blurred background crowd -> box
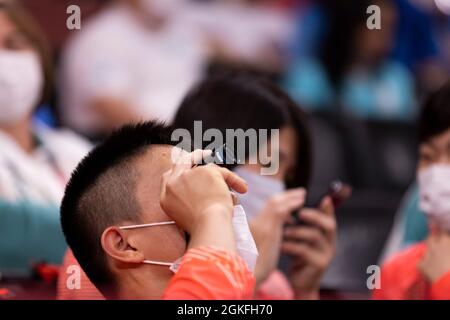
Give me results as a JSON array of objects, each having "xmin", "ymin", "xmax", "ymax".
[{"xmin": 0, "ymin": 0, "xmax": 449, "ymax": 299}]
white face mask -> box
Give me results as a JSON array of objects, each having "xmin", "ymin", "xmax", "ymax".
[
  {"xmin": 232, "ymin": 205, "xmax": 259, "ymax": 273},
  {"xmin": 418, "ymin": 164, "xmax": 450, "ymax": 231},
  {"xmin": 234, "ymin": 166, "xmax": 286, "ymax": 221},
  {"xmin": 118, "ymin": 205, "xmax": 259, "ymax": 273},
  {"xmin": 0, "ymin": 50, "xmax": 43, "ymax": 124}
]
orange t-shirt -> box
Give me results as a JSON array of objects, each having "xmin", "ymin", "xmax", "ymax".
[
  {"xmin": 373, "ymin": 242, "xmax": 450, "ymax": 300},
  {"xmin": 163, "ymin": 246, "xmax": 255, "ymax": 299},
  {"xmin": 57, "ymin": 247, "xmax": 255, "ymax": 300}
]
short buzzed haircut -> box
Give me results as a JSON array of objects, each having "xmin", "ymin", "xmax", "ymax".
[{"xmin": 61, "ymin": 122, "xmax": 175, "ymax": 287}]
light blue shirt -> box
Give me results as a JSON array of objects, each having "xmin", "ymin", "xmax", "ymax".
[{"xmin": 283, "ymin": 58, "xmax": 416, "ymax": 121}]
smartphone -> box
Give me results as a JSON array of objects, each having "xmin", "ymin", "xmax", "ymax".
[
  {"xmin": 292, "ymin": 180, "xmax": 352, "ymax": 224},
  {"xmin": 279, "ymin": 181, "xmax": 352, "ymax": 276},
  {"xmin": 200, "ymin": 143, "xmax": 240, "ymax": 167},
  {"xmin": 324, "ymin": 180, "xmax": 353, "ymax": 208},
  {"xmin": 211, "ymin": 143, "xmax": 240, "ymax": 166}
]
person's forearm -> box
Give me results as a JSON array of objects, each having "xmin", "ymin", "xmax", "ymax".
[{"xmin": 188, "ymin": 204, "xmax": 236, "ymax": 254}]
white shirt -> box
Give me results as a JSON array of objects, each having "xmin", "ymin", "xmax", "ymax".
[
  {"xmin": 184, "ymin": 2, "xmax": 294, "ymax": 64},
  {"xmin": 0, "ymin": 123, "xmax": 91, "ymax": 205},
  {"xmin": 59, "ymin": 4, "xmax": 208, "ymax": 135}
]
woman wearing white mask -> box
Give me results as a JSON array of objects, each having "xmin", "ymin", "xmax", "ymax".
[
  {"xmin": 173, "ymin": 72, "xmax": 337, "ymax": 300},
  {"xmin": 0, "ymin": 1, "xmax": 91, "ymax": 276},
  {"xmin": 374, "ymin": 81, "xmax": 450, "ymax": 300}
]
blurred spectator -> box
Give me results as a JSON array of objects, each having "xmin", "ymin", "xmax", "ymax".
[
  {"xmin": 59, "ymin": 0, "xmax": 209, "ymax": 139},
  {"xmin": 186, "ymin": 0, "xmax": 295, "ymax": 74},
  {"xmin": 288, "ymin": 0, "xmax": 324, "ymax": 60},
  {"xmin": 173, "ymin": 73, "xmax": 336, "ymax": 300},
  {"xmin": 284, "ymin": 0, "xmax": 417, "ymax": 121},
  {"xmin": 291, "ymin": 0, "xmax": 449, "ymax": 98},
  {"xmin": 374, "ymin": 81, "xmax": 450, "ymax": 300},
  {"xmin": 393, "ymin": 0, "xmax": 449, "ymax": 96},
  {"xmin": 0, "ymin": 0, "xmax": 90, "ymax": 276}
]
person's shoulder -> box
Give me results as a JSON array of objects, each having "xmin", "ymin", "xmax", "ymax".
[
  {"xmin": 373, "ymin": 242, "xmax": 427, "ymax": 299},
  {"xmin": 382, "ymin": 242, "xmax": 427, "ymax": 273}
]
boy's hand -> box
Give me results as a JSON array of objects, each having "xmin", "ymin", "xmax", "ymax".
[
  {"xmin": 418, "ymin": 232, "xmax": 450, "ymax": 283},
  {"xmin": 160, "ymin": 149, "xmax": 248, "ymax": 250}
]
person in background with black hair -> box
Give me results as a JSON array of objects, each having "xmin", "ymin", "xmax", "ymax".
[
  {"xmin": 59, "ymin": 121, "xmax": 255, "ymax": 299},
  {"xmin": 284, "ymin": 0, "xmax": 416, "ymax": 121},
  {"xmin": 173, "ymin": 72, "xmax": 336, "ymax": 300},
  {"xmin": 374, "ymin": 81, "xmax": 450, "ymax": 300}
]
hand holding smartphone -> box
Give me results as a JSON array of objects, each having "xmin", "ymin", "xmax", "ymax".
[{"xmin": 292, "ymin": 180, "xmax": 352, "ymax": 225}]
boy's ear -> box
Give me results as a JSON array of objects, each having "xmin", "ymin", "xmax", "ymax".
[{"xmin": 101, "ymin": 227, "xmax": 145, "ymax": 264}]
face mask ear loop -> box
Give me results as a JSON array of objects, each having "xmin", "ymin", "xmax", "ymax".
[
  {"xmin": 142, "ymin": 260, "xmax": 174, "ymax": 267},
  {"xmin": 119, "ymin": 221, "xmax": 176, "ymax": 230},
  {"xmin": 117, "ymin": 221, "xmax": 178, "ymax": 268}
]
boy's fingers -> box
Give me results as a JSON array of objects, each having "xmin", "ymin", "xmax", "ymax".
[
  {"xmin": 172, "ymin": 149, "xmax": 212, "ymax": 176},
  {"xmin": 192, "ymin": 149, "xmax": 213, "ymax": 165},
  {"xmin": 160, "ymin": 171, "xmax": 169, "ymax": 197},
  {"xmin": 217, "ymin": 167, "xmax": 248, "ymax": 194}
]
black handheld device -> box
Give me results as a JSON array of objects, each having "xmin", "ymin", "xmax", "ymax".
[{"xmin": 292, "ymin": 180, "xmax": 352, "ymax": 224}]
